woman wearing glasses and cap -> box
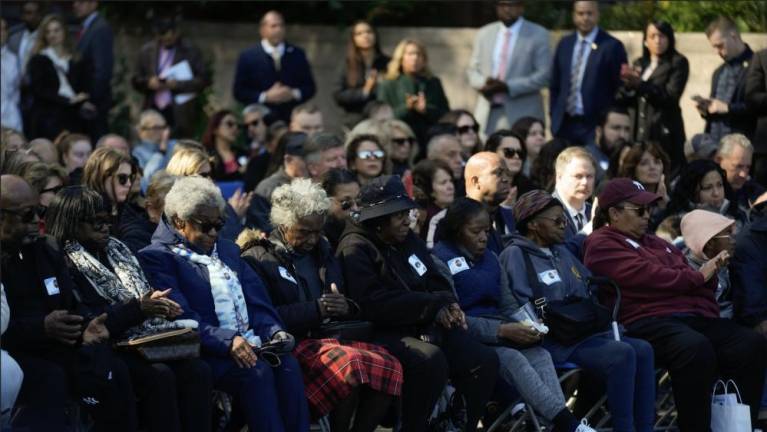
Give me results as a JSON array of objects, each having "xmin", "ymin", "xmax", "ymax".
[
  {"xmin": 584, "ymin": 178, "xmax": 767, "ymax": 432},
  {"xmin": 320, "ymin": 168, "xmax": 360, "ymax": 252},
  {"xmin": 46, "ymin": 185, "xmax": 212, "ymax": 432},
  {"xmin": 239, "ymin": 179, "xmax": 403, "ymax": 431},
  {"xmin": 335, "ymin": 175, "xmax": 498, "ymax": 432},
  {"xmin": 139, "ymin": 176, "xmax": 310, "ymax": 432},
  {"xmin": 501, "ymin": 189, "xmax": 656, "ymax": 432}
]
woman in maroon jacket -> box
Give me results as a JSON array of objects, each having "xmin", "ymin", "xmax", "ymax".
[{"xmin": 583, "ymin": 178, "xmax": 767, "ymax": 432}]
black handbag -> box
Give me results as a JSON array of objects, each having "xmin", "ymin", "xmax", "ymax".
[
  {"xmin": 116, "ymin": 328, "xmax": 200, "ymax": 362},
  {"xmin": 521, "ymin": 251, "xmax": 610, "ymax": 346}
]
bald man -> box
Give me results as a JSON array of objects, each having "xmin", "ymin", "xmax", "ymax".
[
  {"xmin": 1, "ymin": 175, "xmax": 137, "ymax": 430},
  {"xmin": 464, "ymin": 152, "xmax": 512, "ymax": 253},
  {"xmin": 233, "ymin": 10, "xmax": 316, "ymax": 123}
]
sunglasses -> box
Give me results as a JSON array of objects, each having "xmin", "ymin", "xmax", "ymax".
[
  {"xmin": 391, "ymin": 137, "xmax": 415, "ymax": 147},
  {"xmin": 191, "ymin": 217, "xmax": 225, "ymax": 234},
  {"xmin": 83, "ymin": 217, "xmax": 111, "ymax": 231},
  {"xmin": 501, "ymin": 148, "xmax": 525, "ymax": 159},
  {"xmin": 357, "ymin": 150, "xmax": 384, "ymax": 160},
  {"xmin": 115, "ymin": 173, "xmax": 134, "ymax": 186},
  {"xmin": 457, "ymin": 124, "xmax": 479, "ymax": 135},
  {"xmin": 243, "ymin": 119, "xmax": 261, "ymax": 128},
  {"xmin": 616, "ymin": 205, "xmax": 650, "ymax": 217},
  {"xmin": 339, "ymin": 199, "xmax": 357, "ymax": 211},
  {"xmin": 1, "ymin": 206, "xmax": 41, "ymax": 223},
  {"xmin": 40, "ymin": 185, "xmax": 64, "ymax": 195}
]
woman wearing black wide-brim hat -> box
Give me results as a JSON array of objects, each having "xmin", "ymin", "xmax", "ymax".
[{"xmin": 335, "ymin": 174, "xmax": 499, "ymax": 432}]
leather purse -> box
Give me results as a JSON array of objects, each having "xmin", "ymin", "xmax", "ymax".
[{"xmin": 116, "ymin": 328, "xmax": 200, "ymax": 362}]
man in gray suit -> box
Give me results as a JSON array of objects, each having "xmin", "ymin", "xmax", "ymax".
[{"xmin": 468, "ymin": 1, "xmax": 550, "ymax": 136}]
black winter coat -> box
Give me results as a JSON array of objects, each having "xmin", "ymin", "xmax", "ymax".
[{"xmin": 334, "ymin": 222, "xmax": 455, "ymax": 335}]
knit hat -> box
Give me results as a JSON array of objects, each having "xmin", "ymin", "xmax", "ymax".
[
  {"xmin": 513, "ymin": 190, "xmax": 563, "ymax": 229},
  {"xmin": 680, "ymin": 210, "xmax": 734, "ymax": 259},
  {"xmin": 357, "ymin": 175, "xmax": 416, "ymax": 222},
  {"xmin": 598, "ymin": 178, "xmax": 661, "ymax": 210}
]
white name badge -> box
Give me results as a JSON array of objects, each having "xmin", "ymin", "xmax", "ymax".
[
  {"xmin": 537, "ymin": 270, "xmax": 562, "ymax": 286},
  {"xmin": 408, "ymin": 254, "xmax": 427, "ymax": 276},
  {"xmin": 625, "ymin": 238, "xmax": 641, "ymax": 249},
  {"xmin": 447, "ymin": 257, "xmax": 469, "ymax": 275},
  {"xmin": 278, "ymin": 266, "xmax": 297, "ymax": 284},
  {"xmin": 44, "ymin": 277, "xmax": 60, "ymax": 296}
]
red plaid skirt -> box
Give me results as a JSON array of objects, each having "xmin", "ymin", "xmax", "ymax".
[{"xmin": 294, "ymin": 338, "xmax": 403, "ymax": 417}]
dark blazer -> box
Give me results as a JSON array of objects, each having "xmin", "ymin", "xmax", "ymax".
[
  {"xmin": 333, "ymin": 53, "xmax": 390, "ymax": 124},
  {"xmin": 616, "ymin": 52, "xmax": 689, "ymax": 173},
  {"xmin": 550, "ymin": 28, "xmax": 627, "ymax": 135},
  {"xmin": 232, "ymin": 42, "xmax": 316, "ymax": 123},
  {"xmin": 138, "ymin": 218, "xmax": 283, "ymax": 374},
  {"xmin": 746, "ymin": 48, "xmax": 767, "ymax": 154},
  {"xmin": 131, "ymin": 38, "xmax": 211, "ymax": 137},
  {"xmin": 25, "ymin": 53, "xmax": 86, "ymax": 140},
  {"xmin": 335, "ymin": 222, "xmax": 455, "ymax": 334},
  {"xmin": 76, "ymin": 14, "xmax": 113, "ymax": 111},
  {"xmin": 705, "ymin": 45, "xmax": 756, "ymax": 139},
  {"xmin": 731, "ymin": 212, "xmax": 767, "ymax": 327},
  {"xmin": 241, "ymin": 233, "xmax": 347, "ymax": 339}
]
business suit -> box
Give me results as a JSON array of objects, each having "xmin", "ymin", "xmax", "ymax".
[
  {"xmin": 550, "ymin": 28, "xmax": 627, "ymax": 146},
  {"xmin": 76, "ymin": 13, "xmax": 114, "ymax": 141},
  {"xmin": 233, "ymin": 41, "xmax": 316, "ymax": 123},
  {"xmin": 467, "ymin": 18, "xmax": 550, "ymax": 135},
  {"xmin": 616, "ymin": 52, "xmax": 689, "ymax": 175},
  {"xmin": 746, "ymin": 48, "xmax": 767, "ymax": 186},
  {"xmin": 132, "ymin": 38, "xmax": 211, "ymax": 138}
]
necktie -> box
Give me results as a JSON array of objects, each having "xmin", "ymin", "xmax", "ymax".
[
  {"xmin": 271, "ymin": 50, "xmax": 281, "ymax": 72},
  {"xmin": 575, "ymin": 213, "xmax": 584, "ymax": 232},
  {"xmin": 496, "ymin": 29, "xmax": 512, "ymax": 79},
  {"xmin": 154, "ymin": 48, "xmax": 173, "ymax": 110},
  {"xmin": 567, "ymin": 39, "xmax": 588, "ymax": 116}
]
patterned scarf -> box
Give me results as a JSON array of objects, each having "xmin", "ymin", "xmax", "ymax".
[
  {"xmin": 171, "ymin": 244, "xmax": 262, "ymax": 347},
  {"xmin": 64, "ymin": 237, "xmax": 193, "ymax": 338}
]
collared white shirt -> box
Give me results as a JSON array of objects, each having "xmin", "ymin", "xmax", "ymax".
[
  {"xmin": 1, "ymin": 46, "xmax": 23, "ymax": 132},
  {"xmin": 491, "ymin": 18, "xmax": 524, "ymax": 79},
  {"xmin": 559, "ymin": 195, "xmax": 588, "ymax": 232},
  {"xmin": 17, "ymin": 29, "xmax": 37, "ymax": 74},
  {"xmin": 258, "ymin": 39, "xmax": 301, "ymax": 103},
  {"xmin": 569, "ymin": 26, "xmax": 599, "ymax": 115}
]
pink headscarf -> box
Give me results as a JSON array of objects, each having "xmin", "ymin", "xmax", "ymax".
[{"xmin": 680, "ymin": 210, "xmax": 734, "ymax": 259}]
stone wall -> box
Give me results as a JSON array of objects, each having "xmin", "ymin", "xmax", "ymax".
[{"xmin": 114, "ymin": 22, "xmax": 767, "ymax": 139}]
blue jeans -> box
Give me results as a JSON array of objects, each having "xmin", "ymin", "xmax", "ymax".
[{"xmin": 566, "ymin": 335, "xmax": 656, "ymax": 432}]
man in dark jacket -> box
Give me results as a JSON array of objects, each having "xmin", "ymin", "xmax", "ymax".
[
  {"xmin": 131, "ymin": 15, "xmax": 211, "ymax": 138},
  {"xmin": 73, "ymin": 0, "xmax": 114, "ymax": 142},
  {"xmin": 233, "ymin": 11, "xmax": 316, "ymax": 123},
  {"xmin": 699, "ymin": 17, "xmax": 756, "ymax": 142},
  {"xmin": 746, "ymin": 48, "xmax": 767, "ymax": 186},
  {"xmin": 731, "ymin": 194, "xmax": 767, "ymax": 336},
  {"xmin": 1, "ymin": 175, "xmax": 136, "ymax": 430}
]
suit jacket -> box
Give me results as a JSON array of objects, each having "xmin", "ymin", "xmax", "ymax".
[
  {"xmin": 705, "ymin": 45, "xmax": 755, "ymax": 139},
  {"xmin": 131, "ymin": 38, "xmax": 211, "ymax": 108},
  {"xmin": 26, "ymin": 53, "xmax": 86, "ymax": 140},
  {"xmin": 550, "ymin": 28, "xmax": 627, "ymax": 135},
  {"xmin": 616, "ymin": 52, "xmax": 689, "ymax": 172},
  {"xmin": 232, "ymin": 42, "xmax": 316, "ymax": 123},
  {"xmin": 76, "ymin": 14, "xmax": 114, "ymax": 110},
  {"xmin": 467, "ymin": 19, "xmax": 550, "ymax": 133},
  {"xmin": 746, "ymin": 48, "xmax": 767, "ymax": 153}
]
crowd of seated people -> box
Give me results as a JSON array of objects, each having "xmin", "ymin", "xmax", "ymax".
[{"xmin": 2, "ymin": 1, "xmax": 767, "ymax": 431}]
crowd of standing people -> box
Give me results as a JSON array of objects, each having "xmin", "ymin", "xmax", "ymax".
[{"xmin": 2, "ymin": 0, "xmax": 767, "ymax": 431}]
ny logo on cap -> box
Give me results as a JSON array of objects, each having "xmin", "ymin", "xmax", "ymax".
[{"xmin": 632, "ymin": 181, "xmax": 645, "ymax": 191}]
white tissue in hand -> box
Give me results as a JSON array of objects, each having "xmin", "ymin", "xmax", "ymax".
[{"xmin": 520, "ymin": 319, "xmax": 549, "ymax": 334}]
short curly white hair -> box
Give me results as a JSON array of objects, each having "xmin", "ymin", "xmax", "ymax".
[
  {"xmin": 164, "ymin": 176, "xmax": 226, "ymax": 221},
  {"xmin": 270, "ymin": 178, "xmax": 330, "ymax": 228}
]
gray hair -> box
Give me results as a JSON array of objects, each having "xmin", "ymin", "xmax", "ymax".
[
  {"xmin": 718, "ymin": 133, "xmax": 753, "ymax": 157},
  {"xmin": 164, "ymin": 176, "xmax": 226, "ymax": 221},
  {"xmin": 242, "ymin": 103, "xmax": 270, "ymax": 117},
  {"xmin": 270, "ymin": 178, "xmax": 330, "ymax": 228},
  {"xmin": 304, "ymin": 133, "xmax": 343, "ymax": 164}
]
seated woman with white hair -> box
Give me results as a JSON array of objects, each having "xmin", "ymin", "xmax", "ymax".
[
  {"xmin": 138, "ymin": 176, "xmax": 310, "ymax": 432},
  {"xmin": 680, "ymin": 209, "xmax": 736, "ymax": 318},
  {"xmin": 238, "ymin": 179, "xmax": 403, "ymax": 431}
]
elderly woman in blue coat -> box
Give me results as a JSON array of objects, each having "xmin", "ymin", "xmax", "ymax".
[
  {"xmin": 138, "ymin": 176, "xmax": 309, "ymax": 432},
  {"xmin": 499, "ymin": 190, "xmax": 656, "ymax": 432}
]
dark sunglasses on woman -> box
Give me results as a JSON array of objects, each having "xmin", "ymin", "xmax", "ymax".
[
  {"xmin": 192, "ymin": 218, "xmax": 226, "ymax": 234},
  {"xmin": 457, "ymin": 124, "xmax": 479, "ymax": 135},
  {"xmin": 357, "ymin": 150, "xmax": 384, "ymax": 160},
  {"xmin": 502, "ymin": 148, "xmax": 525, "ymax": 159},
  {"xmin": 116, "ymin": 173, "xmax": 135, "ymax": 186}
]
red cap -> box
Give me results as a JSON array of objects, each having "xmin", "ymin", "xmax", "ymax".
[{"xmin": 598, "ymin": 178, "xmax": 661, "ymax": 210}]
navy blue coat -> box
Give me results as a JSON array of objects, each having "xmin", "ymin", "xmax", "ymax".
[
  {"xmin": 731, "ymin": 213, "xmax": 767, "ymax": 327},
  {"xmin": 232, "ymin": 43, "xmax": 316, "ymax": 123},
  {"xmin": 76, "ymin": 14, "xmax": 114, "ymax": 111},
  {"xmin": 549, "ymin": 29, "xmax": 627, "ymax": 135},
  {"xmin": 138, "ymin": 219, "xmax": 284, "ymax": 373}
]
